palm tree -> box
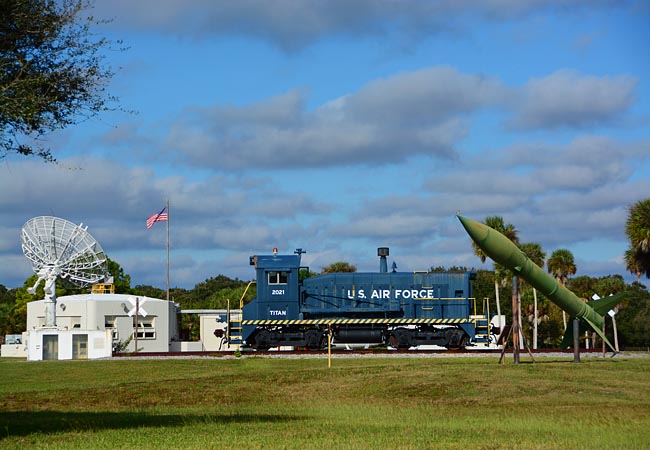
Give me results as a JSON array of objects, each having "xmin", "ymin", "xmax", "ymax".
[
  {"xmin": 547, "ymin": 249, "xmax": 576, "ymax": 330},
  {"xmin": 625, "ymin": 199, "xmax": 650, "ymax": 279},
  {"xmin": 519, "ymin": 242, "xmax": 546, "ymax": 349},
  {"xmin": 625, "ymin": 248, "xmax": 650, "ymax": 279},
  {"xmin": 471, "ymin": 216, "xmax": 519, "ymax": 332}
]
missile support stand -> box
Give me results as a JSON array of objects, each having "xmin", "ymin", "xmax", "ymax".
[{"xmin": 499, "ymin": 276, "xmax": 535, "ymax": 364}]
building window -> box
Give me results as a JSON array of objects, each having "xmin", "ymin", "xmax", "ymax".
[
  {"xmin": 268, "ymin": 271, "xmax": 288, "ymax": 285},
  {"xmin": 104, "ymin": 316, "xmax": 119, "ymax": 340},
  {"xmin": 134, "ymin": 317, "xmax": 156, "ymax": 339},
  {"xmin": 68, "ymin": 317, "xmax": 82, "ymax": 329}
]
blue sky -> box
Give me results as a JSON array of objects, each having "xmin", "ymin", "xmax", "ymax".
[{"xmin": 2, "ymin": 0, "xmax": 649, "ymax": 290}]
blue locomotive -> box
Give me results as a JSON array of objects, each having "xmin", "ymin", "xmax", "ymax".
[{"xmin": 237, "ymin": 247, "xmax": 493, "ymax": 350}]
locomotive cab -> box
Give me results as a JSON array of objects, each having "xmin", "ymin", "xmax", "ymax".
[{"xmin": 242, "ymin": 251, "xmax": 308, "ymax": 350}]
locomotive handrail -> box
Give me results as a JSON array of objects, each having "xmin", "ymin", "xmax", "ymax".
[
  {"xmin": 239, "ymin": 280, "xmax": 256, "ymax": 309},
  {"xmin": 229, "ymin": 281, "xmax": 257, "ymax": 346},
  {"xmin": 469, "ymin": 297, "xmax": 492, "ymax": 337}
]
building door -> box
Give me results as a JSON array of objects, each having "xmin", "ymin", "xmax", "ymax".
[
  {"xmin": 42, "ymin": 335, "xmax": 58, "ymax": 360},
  {"xmin": 72, "ymin": 334, "xmax": 88, "ymax": 359}
]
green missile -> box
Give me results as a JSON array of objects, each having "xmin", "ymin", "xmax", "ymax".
[{"xmin": 457, "ymin": 215, "xmax": 616, "ymax": 352}]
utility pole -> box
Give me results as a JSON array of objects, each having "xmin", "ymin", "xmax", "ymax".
[{"xmin": 134, "ymin": 297, "xmax": 139, "ymax": 354}]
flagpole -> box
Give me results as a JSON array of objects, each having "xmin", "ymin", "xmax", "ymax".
[{"xmin": 166, "ymin": 198, "xmax": 170, "ymax": 302}]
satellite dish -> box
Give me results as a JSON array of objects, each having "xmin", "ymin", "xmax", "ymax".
[{"xmin": 21, "ymin": 216, "xmax": 108, "ymax": 327}]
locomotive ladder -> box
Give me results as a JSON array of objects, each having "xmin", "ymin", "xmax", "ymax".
[
  {"xmin": 471, "ymin": 297, "xmax": 491, "ymax": 343},
  {"xmin": 227, "ymin": 303, "xmax": 243, "ymax": 346},
  {"xmin": 227, "ymin": 281, "xmax": 256, "ymax": 346}
]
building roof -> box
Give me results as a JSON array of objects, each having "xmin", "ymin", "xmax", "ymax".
[{"xmin": 32, "ymin": 293, "xmax": 171, "ymax": 303}]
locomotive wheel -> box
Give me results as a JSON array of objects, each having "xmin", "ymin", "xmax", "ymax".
[
  {"xmin": 304, "ymin": 329, "xmax": 323, "ymax": 350},
  {"xmin": 390, "ymin": 328, "xmax": 412, "ymax": 349},
  {"xmin": 447, "ymin": 330, "xmax": 467, "ymax": 350},
  {"xmin": 254, "ymin": 330, "xmax": 272, "ymax": 351}
]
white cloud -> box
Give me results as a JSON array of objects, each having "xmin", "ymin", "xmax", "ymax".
[
  {"xmin": 97, "ymin": 0, "xmax": 623, "ymax": 51},
  {"xmin": 459, "ymin": 136, "xmax": 649, "ymax": 196},
  {"xmin": 509, "ymin": 70, "xmax": 637, "ymax": 129},
  {"xmin": 162, "ymin": 67, "xmax": 506, "ymax": 169},
  {"xmin": 344, "ymin": 66, "xmax": 504, "ymax": 124},
  {"xmin": 142, "ymin": 67, "xmax": 644, "ymax": 171}
]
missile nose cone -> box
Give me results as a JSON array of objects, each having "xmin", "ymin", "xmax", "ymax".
[
  {"xmin": 457, "ymin": 215, "xmax": 489, "ymax": 247},
  {"xmin": 457, "ymin": 215, "xmax": 516, "ymax": 267}
]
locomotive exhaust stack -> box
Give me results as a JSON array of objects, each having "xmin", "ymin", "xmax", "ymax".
[{"xmin": 378, "ymin": 247, "xmax": 389, "ymax": 273}]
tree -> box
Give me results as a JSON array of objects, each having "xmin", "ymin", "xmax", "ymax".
[
  {"xmin": 471, "ymin": 216, "xmax": 519, "ymax": 331},
  {"xmin": 547, "ymin": 248, "xmax": 577, "ymax": 330},
  {"xmin": 566, "ymin": 274, "xmax": 625, "ymax": 350},
  {"xmin": 321, "ymin": 262, "xmax": 357, "ymax": 273},
  {"xmin": 1, "ymin": 0, "xmax": 119, "ymax": 161},
  {"xmin": 430, "ymin": 265, "xmax": 469, "ymax": 272},
  {"xmin": 616, "ymin": 281, "xmax": 650, "ymax": 348},
  {"xmin": 519, "ymin": 242, "xmax": 545, "ymax": 349},
  {"xmin": 131, "ymin": 285, "xmax": 165, "ymax": 299},
  {"xmin": 624, "ymin": 199, "xmax": 650, "ymax": 279},
  {"xmin": 547, "ymin": 249, "xmax": 577, "ymax": 284},
  {"xmin": 594, "ymin": 274, "xmax": 626, "ymax": 296},
  {"xmin": 0, "ymin": 284, "xmax": 19, "ymax": 336},
  {"xmin": 566, "ymin": 275, "xmax": 596, "ymax": 299},
  {"xmin": 106, "ymin": 257, "xmax": 131, "ymax": 294},
  {"xmin": 0, "ymin": 283, "xmax": 16, "ymax": 306},
  {"xmin": 299, "ymin": 268, "xmax": 318, "ymax": 281}
]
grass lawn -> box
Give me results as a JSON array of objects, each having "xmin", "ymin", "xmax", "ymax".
[{"xmin": 1, "ymin": 355, "xmax": 649, "ymax": 449}]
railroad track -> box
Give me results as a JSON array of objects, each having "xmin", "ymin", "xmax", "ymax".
[{"xmin": 113, "ymin": 348, "xmax": 611, "ymax": 358}]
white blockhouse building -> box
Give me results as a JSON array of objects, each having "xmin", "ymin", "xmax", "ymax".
[
  {"xmin": 1, "ymin": 284, "xmax": 243, "ymax": 360},
  {"xmin": 5, "ymin": 216, "xmax": 238, "ymax": 360},
  {"xmin": 23, "ymin": 290, "xmax": 180, "ymax": 360}
]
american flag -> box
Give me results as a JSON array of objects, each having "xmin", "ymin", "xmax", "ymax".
[{"xmin": 146, "ymin": 207, "xmax": 168, "ymax": 229}]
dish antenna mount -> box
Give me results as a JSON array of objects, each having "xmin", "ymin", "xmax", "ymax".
[{"xmin": 21, "ymin": 216, "xmax": 108, "ymax": 327}]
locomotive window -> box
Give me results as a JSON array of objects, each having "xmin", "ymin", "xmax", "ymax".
[{"xmin": 268, "ymin": 271, "xmax": 288, "ymax": 285}]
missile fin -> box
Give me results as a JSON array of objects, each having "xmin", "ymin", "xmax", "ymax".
[
  {"xmin": 587, "ymin": 292, "xmax": 625, "ymax": 316},
  {"xmin": 562, "ymin": 316, "xmax": 616, "ymax": 353},
  {"xmin": 584, "ymin": 316, "xmax": 617, "ymax": 353}
]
